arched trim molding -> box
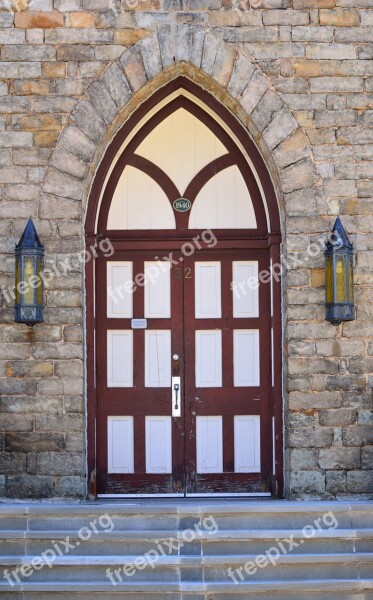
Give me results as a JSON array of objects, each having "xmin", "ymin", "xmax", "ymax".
[{"xmin": 95, "ymin": 86, "xmax": 270, "ymax": 236}]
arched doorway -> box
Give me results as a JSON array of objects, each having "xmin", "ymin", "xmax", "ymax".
[{"xmin": 86, "ymin": 77, "xmax": 283, "ymax": 497}]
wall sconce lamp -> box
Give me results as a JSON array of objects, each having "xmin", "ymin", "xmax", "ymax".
[
  {"xmin": 325, "ymin": 217, "xmax": 354, "ymax": 326},
  {"xmin": 14, "ymin": 218, "xmax": 44, "ymax": 327}
]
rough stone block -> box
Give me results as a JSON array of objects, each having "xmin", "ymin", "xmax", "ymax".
[
  {"xmin": 114, "ymin": 28, "xmax": 149, "ymax": 45},
  {"xmin": 290, "ymin": 471, "xmax": 326, "ymax": 495},
  {"xmin": 71, "ymin": 100, "xmax": 106, "ymax": 144},
  {"xmin": 273, "ymin": 128, "xmax": 311, "ymax": 169},
  {"xmin": 319, "ymin": 8, "xmax": 359, "ymax": 25},
  {"xmin": 31, "ymin": 95, "xmax": 77, "ymax": 114},
  {"xmin": 213, "ymin": 43, "xmax": 236, "ymax": 88},
  {"xmin": 45, "ymin": 27, "xmax": 113, "ymax": 43},
  {"xmin": 335, "ymin": 27, "xmax": 373, "ymax": 43},
  {"xmin": 157, "ymin": 23, "xmax": 175, "ymax": 67},
  {"xmin": 102, "ymin": 62, "xmax": 131, "ymax": 110},
  {"xmin": 346, "ymin": 470, "xmax": 373, "ymax": 493},
  {"xmin": 292, "ymin": 25, "xmax": 334, "ymax": 42},
  {"xmin": 362, "ymin": 447, "xmax": 373, "ymax": 469},
  {"xmin": 37, "ymin": 452, "xmax": 84, "ymax": 476},
  {"xmin": 65, "ymin": 432, "xmax": 84, "ymax": 451},
  {"xmin": 0, "ymin": 29, "xmax": 25, "ymax": 44},
  {"xmin": 251, "ymin": 89, "xmax": 284, "ymax": 133},
  {"xmin": 0, "ymin": 62, "xmax": 42, "ymax": 79},
  {"xmin": 324, "ymin": 177, "xmax": 358, "ymax": 197},
  {"xmin": 59, "ymin": 125, "xmax": 96, "ymax": 162},
  {"xmin": 262, "ymin": 107, "xmax": 298, "ymax": 149},
  {"xmin": 310, "ymin": 77, "xmax": 364, "ymax": 93},
  {"xmin": 43, "ymin": 168, "xmax": 84, "ymax": 201},
  {"xmin": 337, "ymin": 127, "xmax": 373, "ymax": 145},
  {"xmin": 0, "ymin": 132, "xmax": 33, "ymax": 148},
  {"xmin": 344, "ymin": 425, "xmax": 373, "ymax": 446},
  {"xmin": 29, "ymin": 0, "xmax": 53, "ymax": 9},
  {"xmin": 0, "ymin": 453, "xmax": 26, "ymax": 474},
  {"xmin": 290, "ymin": 448, "xmax": 319, "ymax": 469},
  {"xmin": 15, "ymin": 12, "xmax": 64, "ymax": 28},
  {"xmin": 120, "ymin": 47, "xmax": 147, "ymax": 93},
  {"xmin": 49, "ymin": 147, "xmax": 88, "ymax": 180},
  {"xmin": 4, "ymin": 44, "xmax": 56, "ymax": 61},
  {"xmin": 57, "ymin": 476, "xmax": 86, "ymax": 496},
  {"xmin": 327, "ymin": 375, "xmax": 366, "ymax": 392},
  {"xmin": 31, "ymin": 342, "xmax": 83, "ymax": 360},
  {"xmin": 139, "ymin": 34, "xmax": 161, "ymax": 80},
  {"xmin": 35, "ymin": 414, "xmax": 83, "ymax": 432},
  {"xmin": 0, "ymin": 11, "xmax": 14, "ymax": 27},
  {"xmin": 5, "ymin": 433, "xmax": 65, "ymax": 453},
  {"xmin": 326, "ymin": 471, "xmax": 346, "ymax": 494},
  {"xmin": 70, "ymin": 11, "xmax": 95, "ymax": 27},
  {"xmin": 289, "ymin": 427, "xmax": 333, "ymax": 448},
  {"xmin": 1, "ymin": 396, "xmax": 62, "ymax": 414},
  {"xmin": 306, "ymin": 43, "xmax": 357, "ymax": 60},
  {"xmin": 319, "ymin": 447, "xmax": 360, "ymax": 469},
  {"xmin": 319, "ymin": 408, "xmax": 356, "ymax": 427},
  {"xmin": 56, "ymin": 45, "xmax": 95, "ymax": 61},
  {"xmin": 190, "ymin": 26, "xmax": 206, "ymax": 68},
  {"xmin": 86, "ymin": 80, "xmax": 118, "ymax": 125},
  {"xmin": 245, "ymin": 41, "xmax": 304, "ymax": 60},
  {"xmin": 360, "ymin": 44, "xmax": 373, "ymax": 59},
  {"xmin": 227, "ymin": 53, "xmax": 255, "ymax": 98},
  {"xmin": 201, "ymin": 32, "xmax": 220, "ymax": 76},
  {"xmin": 0, "ymin": 411, "xmax": 34, "ymax": 430},
  {"xmin": 6, "ymin": 475, "xmax": 54, "ymax": 499},
  {"xmin": 281, "ymin": 158, "xmax": 320, "ymax": 193},
  {"xmin": 263, "ymin": 9, "xmax": 309, "ymax": 25}
]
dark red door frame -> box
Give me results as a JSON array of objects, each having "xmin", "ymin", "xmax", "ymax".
[{"xmin": 85, "ymin": 77, "xmax": 283, "ymax": 499}]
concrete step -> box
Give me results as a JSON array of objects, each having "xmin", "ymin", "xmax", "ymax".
[
  {"xmin": 1, "ymin": 552, "xmax": 373, "ymax": 582},
  {"xmin": 1, "ymin": 500, "xmax": 372, "ymax": 529},
  {"xmin": 0, "ymin": 579, "xmax": 373, "ymax": 600},
  {"xmin": 1, "ymin": 528, "xmax": 372, "ymax": 558},
  {"xmin": 0, "ymin": 501, "xmax": 371, "ymax": 598},
  {"xmin": 1, "ymin": 529, "xmax": 373, "ymax": 547}
]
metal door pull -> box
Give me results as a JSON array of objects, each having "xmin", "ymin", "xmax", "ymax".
[{"xmin": 172, "ymin": 376, "xmax": 181, "ymax": 417}]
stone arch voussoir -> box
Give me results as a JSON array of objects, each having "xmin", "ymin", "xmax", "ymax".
[{"xmin": 42, "ymin": 26, "xmax": 322, "ymax": 233}]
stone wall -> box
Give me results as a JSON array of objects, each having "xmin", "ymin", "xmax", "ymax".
[{"xmin": 0, "ymin": 0, "xmax": 372, "ymax": 499}]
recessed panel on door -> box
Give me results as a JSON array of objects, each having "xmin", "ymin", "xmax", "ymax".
[
  {"xmin": 195, "ymin": 330, "xmax": 222, "ymax": 387},
  {"xmin": 108, "ymin": 416, "xmax": 134, "ymax": 474},
  {"xmin": 195, "ymin": 262, "xmax": 221, "ymax": 319},
  {"xmin": 196, "ymin": 416, "xmax": 223, "ymax": 473},
  {"xmin": 234, "ymin": 415, "xmax": 261, "ymax": 473},
  {"xmin": 233, "ymin": 329, "xmax": 260, "ymax": 387},
  {"xmin": 107, "ymin": 330, "xmax": 133, "ymax": 387},
  {"xmin": 145, "ymin": 330, "xmax": 171, "ymax": 387},
  {"xmin": 144, "ymin": 261, "xmax": 171, "ymax": 318},
  {"xmin": 107, "ymin": 262, "xmax": 133, "ymax": 318},
  {"xmin": 146, "ymin": 416, "xmax": 172, "ymax": 474},
  {"xmin": 232, "ymin": 261, "xmax": 259, "ymax": 318}
]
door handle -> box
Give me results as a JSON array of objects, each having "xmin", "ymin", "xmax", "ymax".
[{"xmin": 172, "ymin": 376, "xmax": 181, "ymax": 417}]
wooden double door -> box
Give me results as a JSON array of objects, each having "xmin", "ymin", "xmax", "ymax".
[{"xmin": 96, "ymin": 242, "xmax": 273, "ymax": 496}]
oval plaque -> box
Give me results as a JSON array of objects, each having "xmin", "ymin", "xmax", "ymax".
[{"xmin": 173, "ymin": 198, "xmax": 191, "ymax": 213}]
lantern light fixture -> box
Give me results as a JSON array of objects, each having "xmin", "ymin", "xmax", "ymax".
[
  {"xmin": 14, "ymin": 218, "xmax": 44, "ymax": 327},
  {"xmin": 325, "ymin": 217, "xmax": 354, "ymax": 326}
]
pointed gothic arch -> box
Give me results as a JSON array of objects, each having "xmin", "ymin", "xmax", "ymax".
[
  {"xmin": 40, "ymin": 28, "xmax": 322, "ymax": 498},
  {"xmin": 83, "ymin": 77, "xmax": 284, "ymax": 498}
]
